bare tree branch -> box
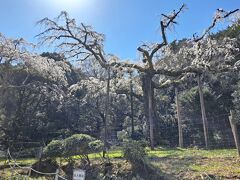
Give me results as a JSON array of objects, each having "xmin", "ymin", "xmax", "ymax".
[
  {"xmin": 160, "ymin": 4, "xmax": 186, "ymax": 44},
  {"xmin": 194, "ymin": 8, "xmax": 239, "ymax": 42},
  {"xmin": 136, "ymin": 4, "xmax": 186, "ymax": 71},
  {"xmin": 110, "ymin": 61, "xmax": 145, "ymax": 72},
  {"xmin": 36, "ymin": 11, "xmax": 108, "ymax": 68}
]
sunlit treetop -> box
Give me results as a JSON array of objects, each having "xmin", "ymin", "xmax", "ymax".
[{"xmin": 0, "ymin": 33, "xmax": 71, "ymax": 86}]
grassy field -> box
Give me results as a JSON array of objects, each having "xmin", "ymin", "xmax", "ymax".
[
  {"xmin": 148, "ymin": 148, "xmax": 240, "ymax": 179},
  {"xmin": 0, "ymin": 148, "xmax": 239, "ymax": 179}
]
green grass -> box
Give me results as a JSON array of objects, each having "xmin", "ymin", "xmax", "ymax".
[
  {"xmin": 0, "ymin": 158, "xmax": 37, "ymax": 166},
  {"xmin": 73, "ymin": 150, "xmax": 123, "ymax": 159},
  {"xmin": 148, "ymin": 148, "xmax": 240, "ymax": 179},
  {"xmin": 147, "ymin": 147, "xmax": 238, "ymax": 158},
  {"xmin": 189, "ymin": 160, "xmax": 240, "ymax": 178},
  {"xmin": 1, "ymin": 148, "xmax": 238, "ymax": 164},
  {"xmin": 1, "ymin": 148, "xmax": 239, "ymax": 179},
  {"xmin": 104, "ymin": 150, "xmax": 123, "ymax": 158}
]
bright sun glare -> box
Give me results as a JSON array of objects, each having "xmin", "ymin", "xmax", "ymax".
[{"xmin": 51, "ymin": 0, "xmax": 88, "ymax": 11}]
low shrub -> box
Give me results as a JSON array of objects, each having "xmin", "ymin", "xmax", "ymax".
[
  {"xmin": 123, "ymin": 140, "xmax": 163, "ymax": 179},
  {"xmin": 123, "ymin": 140, "xmax": 146, "ymax": 165},
  {"xmin": 43, "ymin": 134, "xmax": 103, "ymax": 164},
  {"xmin": 43, "ymin": 140, "xmax": 63, "ymax": 158},
  {"xmin": 88, "ymin": 140, "xmax": 104, "ymax": 153},
  {"xmin": 63, "ymin": 134, "xmax": 95, "ymax": 157}
]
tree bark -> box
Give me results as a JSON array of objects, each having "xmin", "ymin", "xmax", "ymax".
[
  {"xmin": 142, "ymin": 73, "xmax": 155, "ymax": 150},
  {"xmin": 130, "ymin": 73, "xmax": 134, "ymax": 136},
  {"xmin": 229, "ymin": 110, "xmax": 240, "ymax": 156},
  {"xmin": 197, "ymin": 74, "xmax": 209, "ymax": 149},
  {"xmin": 148, "ymin": 79, "xmax": 154, "ymax": 150},
  {"xmin": 175, "ymin": 87, "xmax": 183, "ymax": 148},
  {"xmin": 103, "ymin": 67, "xmax": 110, "ymax": 158}
]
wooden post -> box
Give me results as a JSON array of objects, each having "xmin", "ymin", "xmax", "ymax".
[
  {"xmin": 229, "ymin": 110, "xmax": 240, "ymax": 156},
  {"xmin": 28, "ymin": 168, "xmax": 31, "ymax": 177},
  {"xmin": 175, "ymin": 87, "xmax": 183, "ymax": 148},
  {"xmin": 37, "ymin": 146, "xmax": 43, "ymax": 171},
  {"xmin": 11, "ymin": 164, "xmax": 14, "ymax": 178},
  {"xmin": 197, "ymin": 74, "xmax": 209, "ymax": 149},
  {"xmin": 55, "ymin": 169, "xmax": 59, "ymax": 180},
  {"xmin": 11, "ymin": 159, "xmax": 16, "ymax": 177}
]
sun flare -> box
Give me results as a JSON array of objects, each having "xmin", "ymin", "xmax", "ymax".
[{"xmin": 51, "ymin": 0, "xmax": 88, "ymax": 11}]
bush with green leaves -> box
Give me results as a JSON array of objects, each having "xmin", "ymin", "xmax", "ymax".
[
  {"xmin": 88, "ymin": 140, "xmax": 104, "ymax": 152},
  {"xmin": 123, "ymin": 140, "xmax": 163, "ymax": 179},
  {"xmin": 117, "ymin": 130, "xmax": 130, "ymax": 142},
  {"xmin": 43, "ymin": 134, "xmax": 103, "ymax": 162},
  {"xmin": 123, "ymin": 140, "xmax": 147, "ymax": 165},
  {"xmin": 43, "ymin": 140, "xmax": 63, "ymax": 158},
  {"xmin": 63, "ymin": 134, "xmax": 103, "ymax": 157}
]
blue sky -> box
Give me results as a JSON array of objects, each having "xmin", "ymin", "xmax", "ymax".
[{"xmin": 0, "ymin": 0, "xmax": 239, "ymax": 60}]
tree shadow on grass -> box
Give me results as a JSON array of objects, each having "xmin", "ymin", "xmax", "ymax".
[{"xmin": 149, "ymin": 155, "xmax": 203, "ymax": 179}]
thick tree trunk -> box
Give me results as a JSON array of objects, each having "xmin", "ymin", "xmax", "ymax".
[
  {"xmin": 148, "ymin": 80, "xmax": 154, "ymax": 150},
  {"xmin": 142, "ymin": 73, "xmax": 155, "ymax": 150},
  {"xmin": 175, "ymin": 87, "xmax": 183, "ymax": 148},
  {"xmin": 103, "ymin": 68, "xmax": 110, "ymax": 158},
  {"xmin": 130, "ymin": 75, "xmax": 135, "ymax": 136},
  {"xmin": 229, "ymin": 110, "xmax": 240, "ymax": 156},
  {"xmin": 197, "ymin": 74, "xmax": 209, "ymax": 149}
]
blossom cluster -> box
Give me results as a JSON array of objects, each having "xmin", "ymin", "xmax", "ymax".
[
  {"xmin": 0, "ymin": 33, "xmax": 71, "ymax": 86},
  {"xmin": 157, "ymin": 36, "xmax": 239, "ymax": 73}
]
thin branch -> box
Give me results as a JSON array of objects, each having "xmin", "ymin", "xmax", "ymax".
[
  {"xmin": 194, "ymin": 8, "xmax": 239, "ymax": 42},
  {"xmin": 37, "ymin": 12, "xmax": 108, "ymax": 69},
  {"xmin": 150, "ymin": 43, "xmax": 164, "ymax": 59},
  {"xmin": 136, "ymin": 4, "xmax": 185, "ymax": 71},
  {"xmin": 160, "ymin": 4, "xmax": 186, "ymax": 44}
]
